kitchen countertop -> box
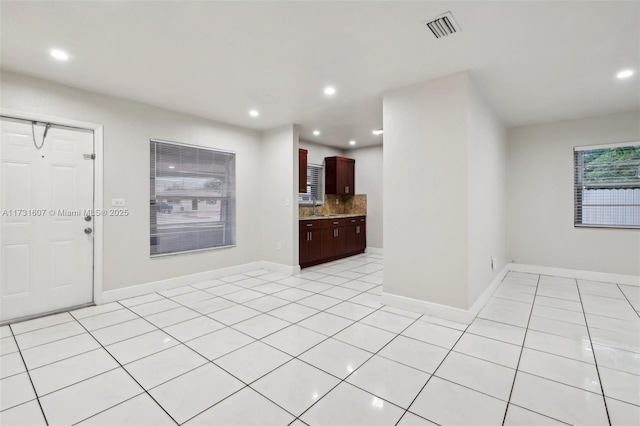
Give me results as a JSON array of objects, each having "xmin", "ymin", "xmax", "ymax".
[{"xmin": 299, "ymin": 213, "xmax": 366, "ymax": 221}]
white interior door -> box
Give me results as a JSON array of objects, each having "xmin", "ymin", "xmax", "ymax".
[{"xmin": 0, "ymin": 117, "xmax": 94, "ymax": 322}]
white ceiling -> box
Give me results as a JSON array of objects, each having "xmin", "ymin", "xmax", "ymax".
[{"xmin": 1, "ymin": 1, "xmax": 638, "ymax": 149}]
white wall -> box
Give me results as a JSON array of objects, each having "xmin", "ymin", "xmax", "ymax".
[
  {"xmin": 299, "ymin": 139, "xmax": 343, "ymax": 166},
  {"xmin": 260, "ymin": 125, "xmax": 299, "ymax": 266},
  {"xmin": 351, "ymin": 145, "xmax": 383, "ymax": 249},
  {"xmin": 1, "ymin": 71, "xmax": 265, "ymax": 292},
  {"xmin": 384, "ymin": 72, "xmax": 470, "ymax": 309},
  {"xmin": 507, "ymin": 111, "xmax": 640, "ymax": 276},
  {"xmin": 466, "ymin": 80, "xmax": 507, "ymax": 306}
]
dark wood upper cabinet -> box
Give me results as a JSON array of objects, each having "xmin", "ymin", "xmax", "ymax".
[
  {"xmin": 298, "ymin": 149, "xmax": 308, "ymax": 193},
  {"xmin": 325, "ymin": 156, "xmax": 355, "ymax": 195}
]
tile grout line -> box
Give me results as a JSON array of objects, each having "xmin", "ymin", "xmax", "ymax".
[
  {"xmin": 393, "ymin": 269, "xmax": 534, "ymax": 424},
  {"xmin": 507, "ymin": 402, "xmax": 572, "ymax": 425},
  {"xmin": 166, "ymin": 264, "xmax": 391, "ymax": 424},
  {"xmin": 615, "ymin": 283, "xmax": 640, "ymax": 320},
  {"xmin": 8, "ymin": 259, "xmax": 383, "ymax": 384},
  {"xmin": 91, "ymin": 258, "xmax": 383, "ymax": 424},
  {"xmin": 575, "ymin": 278, "xmax": 612, "ymax": 426},
  {"xmin": 394, "ymin": 316, "xmax": 471, "ymax": 425},
  {"xmin": 104, "ymin": 269, "xmax": 569, "ymax": 425},
  {"xmin": 99, "ymin": 301, "xmax": 292, "ymax": 425},
  {"xmin": 10, "ymin": 276, "xmax": 620, "ymax": 425},
  {"xmin": 7, "ymin": 263, "xmax": 381, "ymax": 369},
  {"xmin": 2, "ymin": 256, "xmax": 381, "ymax": 422},
  {"xmin": 500, "ymin": 273, "xmax": 541, "ymax": 426},
  {"xmin": 67, "ymin": 313, "xmax": 181, "ymax": 426},
  {"xmin": 289, "ymin": 307, "xmax": 424, "ymax": 425},
  {"xmin": 6, "ymin": 324, "xmax": 50, "ymax": 426},
  {"xmin": 143, "ymin": 255, "xmax": 383, "ymax": 423},
  {"xmin": 13, "ymin": 258, "xmax": 611, "ymax": 426}
]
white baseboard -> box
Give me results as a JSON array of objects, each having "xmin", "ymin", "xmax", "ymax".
[
  {"xmin": 467, "ymin": 265, "xmax": 510, "ymax": 318},
  {"xmin": 102, "ymin": 261, "xmax": 298, "ymax": 304},
  {"xmin": 260, "ymin": 261, "xmax": 301, "ymax": 276},
  {"xmin": 508, "ymin": 263, "xmax": 640, "ymax": 287},
  {"xmin": 365, "ymin": 247, "xmax": 384, "ymax": 254},
  {"xmin": 381, "ymin": 265, "xmax": 509, "ymax": 325}
]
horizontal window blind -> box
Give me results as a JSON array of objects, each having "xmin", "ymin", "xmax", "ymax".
[
  {"xmin": 574, "ymin": 142, "xmax": 640, "ymax": 228},
  {"xmin": 150, "ymin": 140, "xmax": 236, "ymax": 256},
  {"xmin": 299, "ymin": 163, "xmax": 324, "ymax": 205}
]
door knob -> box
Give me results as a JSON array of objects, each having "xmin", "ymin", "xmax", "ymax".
[{"xmin": 84, "ymin": 228, "xmax": 93, "ymax": 234}]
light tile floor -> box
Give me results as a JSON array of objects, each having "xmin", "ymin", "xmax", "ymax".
[{"xmin": 1, "ymin": 253, "xmax": 639, "ymax": 425}]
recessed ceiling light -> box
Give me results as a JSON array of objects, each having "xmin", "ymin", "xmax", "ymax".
[
  {"xmin": 324, "ymin": 86, "xmax": 336, "ymax": 96},
  {"xmin": 249, "ymin": 109, "xmax": 260, "ymax": 117},
  {"xmin": 372, "ymin": 129, "xmax": 384, "ymax": 135},
  {"xmin": 168, "ymin": 165, "xmax": 175, "ymax": 169},
  {"xmin": 50, "ymin": 49, "xmax": 69, "ymax": 61},
  {"xmin": 313, "ymin": 130, "xmax": 320, "ymax": 136},
  {"xmin": 349, "ymin": 140, "xmax": 356, "ymax": 146},
  {"xmin": 616, "ymin": 69, "xmax": 634, "ymax": 79}
]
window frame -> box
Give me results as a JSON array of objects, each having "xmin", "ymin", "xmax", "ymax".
[
  {"xmin": 573, "ymin": 141, "xmax": 640, "ymax": 230},
  {"xmin": 150, "ymin": 139, "xmax": 236, "ymax": 257}
]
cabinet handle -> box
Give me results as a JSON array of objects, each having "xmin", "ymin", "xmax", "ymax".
[
  {"xmin": 336, "ymin": 229, "xmax": 339, "ymax": 237},
  {"xmin": 351, "ymin": 219, "xmax": 356, "ymax": 223},
  {"xmin": 310, "ymin": 232, "xmax": 312, "ymax": 241},
  {"xmin": 345, "ymin": 186, "xmax": 349, "ymax": 193},
  {"xmin": 306, "ymin": 224, "xmax": 313, "ymax": 227},
  {"xmin": 333, "ymin": 221, "xmax": 339, "ymax": 225},
  {"xmin": 356, "ymin": 226, "xmax": 360, "ymax": 234}
]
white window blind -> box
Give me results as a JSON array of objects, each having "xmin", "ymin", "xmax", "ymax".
[
  {"xmin": 299, "ymin": 163, "xmax": 324, "ymax": 205},
  {"xmin": 150, "ymin": 140, "xmax": 236, "ymax": 256},
  {"xmin": 574, "ymin": 142, "xmax": 640, "ymax": 228}
]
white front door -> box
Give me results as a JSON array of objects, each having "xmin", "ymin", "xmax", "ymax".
[{"xmin": 0, "ymin": 117, "xmax": 94, "ymax": 322}]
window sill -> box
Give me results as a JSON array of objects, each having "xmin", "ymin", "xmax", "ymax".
[
  {"xmin": 574, "ymin": 224, "xmax": 640, "ymax": 230},
  {"xmin": 151, "ymin": 244, "xmax": 236, "ymax": 258}
]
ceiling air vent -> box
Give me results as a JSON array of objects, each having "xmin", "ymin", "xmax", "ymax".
[{"xmin": 426, "ymin": 12, "xmax": 459, "ymax": 39}]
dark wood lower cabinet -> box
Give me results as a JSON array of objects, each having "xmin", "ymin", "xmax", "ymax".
[
  {"xmin": 299, "ymin": 227, "xmax": 322, "ymax": 266},
  {"xmin": 355, "ymin": 218, "xmax": 366, "ymax": 251},
  {"xmin": 300, "ymin": 216, "xmax": 366, "ymax": 268}
]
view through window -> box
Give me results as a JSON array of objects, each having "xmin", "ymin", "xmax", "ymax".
[
  {"xmin": 299, "ymin": 163, "xmax": 324, "ymax": 205},
  {"xmin": 150, "ymin": 140, "xmax": 236, "ymax": 255},
  {"xmin": 574, "ymin": 142, "xmax": 640, "ymax": 228}
]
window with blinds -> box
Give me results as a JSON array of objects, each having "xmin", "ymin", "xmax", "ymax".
[
  {"xmin": 150, "ymin": 140, "xmax": 236, "ymax": 256},
  {"xmin": 299, "ymin": 163, "xmax": 324, "ymax": 205},
  {"xmin": 574, "ymin": 142, "xmax": 640, "ymax": 228}
]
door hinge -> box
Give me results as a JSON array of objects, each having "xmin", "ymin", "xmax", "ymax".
[{"xmin": 83, "ymin": 153, "xmax": 96, "ymax": 160}]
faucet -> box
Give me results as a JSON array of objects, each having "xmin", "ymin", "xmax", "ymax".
[{"xmin": 311, "ymin": 195, "xmax": 318, "ymax": 216}]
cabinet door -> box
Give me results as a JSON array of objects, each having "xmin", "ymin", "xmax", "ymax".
[
  {"xmin": 321, "ymin": 225, "xmax": 347, "ymax": 258},
  {"xmin": 324, "ymin": 156, "xmax": 355, "ymax": 195},
  {"xmin": 320, "ymin": 228, "xmax": 335, "ymax": 259},
  {"xmin": 334, "ymin": 226, "xmax": 347, "ymax": 256},
  {"xmin": 300, "ymin": 228, "xmax": 324, "ymax": 266},
  {"xmin": 345, "ymin": 224, "xmax": 358, "ymax": 254},
  {"xmin": 356, "ymin": 220, "xmax": 366, "ymax": 252},
  {"xmin": 337, "ymin": 159, "xmax": 349, "ymax": 194},
  {"xmin": 345, "ymin": 159, "xmax": 355, "ymax": 194},
  {"xmin": 298, "ymin": 149, "xmax": 308, "ymax": 193},
  {"xmin": 299, "ymin": 230, "xmax": 309, "ymax": 265},
  {"xmin": 308, "ymin": 229, "xmax": 323, "ymax": 262}
]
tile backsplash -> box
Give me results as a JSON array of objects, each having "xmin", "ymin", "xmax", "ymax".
[{"xmin": 299, "ymin": 194, "xmax": 367, "ymax": 216}]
